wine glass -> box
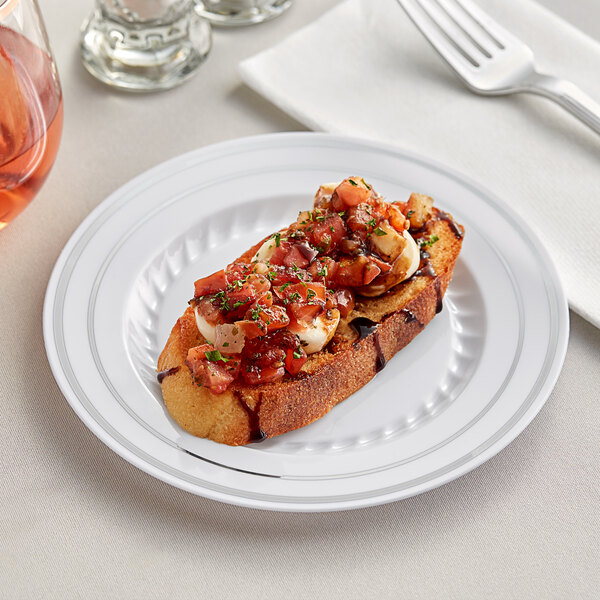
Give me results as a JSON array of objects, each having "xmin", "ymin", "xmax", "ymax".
[{"xmin": 0, "ymin": 0, "xmax": 63, "ymax": 231}]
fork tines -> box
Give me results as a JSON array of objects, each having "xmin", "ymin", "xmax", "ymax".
[{"xmin": 398, "ymin": 0, "xmax": 513, "ymax": 70}]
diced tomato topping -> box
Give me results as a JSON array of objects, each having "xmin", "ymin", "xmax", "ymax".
[
  {"xmin": 334, "ymin": 288, "xmax": 355, "ymax": 318},
  {"xmin": 264, "ymin": 265, "xmax": 307, "ymax": 287},
  {"xmin": 331, "ymin": 178, "xmax": 372, "ymax": 210},
  {"xmin": 306, "ymin": 282, "xmax": 326, "ymax": 301},
  {"xmin": 225, "ymin": 263, "xmax": 252, "ymax": 284},
  {"xmin": 308, "ymin": 256, "xmax": 338, "ymax": 284},
  {"xmin": 324, "ymin": 289, "xmax": 336, "ymax": 310},
  {"xmin": 288, "ymin": 302, "xmax": 323, "ymax": 324},
  {"xmin": 335, "ymin": 257, "xmax": 370, "ymax": 287},
  {"xmin": 186, "ymin": 180, "xmax": 410, "ymax": 391},
  {"xmin": 221, "ymin": 273, "xmax": 272, "ymax": 319},
  {"xmin": 242, "ymin": 365, "xmax": 285, "ymax": 386},
  {"xmin": 346, "ymin": 203, "xmax": 379, "ymax": 234},
  {"xmin": 282, "ymin": 244, "xmax": 309, "ymax": 269},
  {"xmin": 392, "ymin": 200, "xmax": 407, "ymax": 214},
  {"xmin": 245, "ymin": 273, "xmax": 270, "ymax": 297},
  {"xmin": 279, "ymin": 242, "xmax": 318, "ymax": 270},
  {"xmin": 185, "ymin": 344, "xmax": 241, "ymax": 394},
  {"xmin": 241, "ymin": 335, "xmax": 287, "ymax": 385},
  {"xmin": 259, "ymin": 305, "xmax": 290, "ymax": 331},
  {"xmin": 334, "ymin": 256, "xmax": 388, "ymax": 286},
  {"xmin": 311, "ymin": 214, "xmax": 346, "ymax": 253},
  {"xmin": 235, "ymin": 319, "xmax": 266, "ymax": 340},
  {"xmin": 256, "ymin": 291, "xmax": 274, "ymax": 307},
  {"xmin": 194, "ymin": 296, "xmax": 224, "ymax": 326},
  {"xmin": 194, "ymin": 269, "xmax": 227, "ymax": 298},
  {"xmin": 388, "ymin": 203, "xmax": 408, "ymax": 232},
  {"xmin": 240, "ymin": 330, "xmax": 306, "ymax": 384},
  {"xmin": 367, "ymin": 255, "xmax": 393, "ymax": 274},
  {"xmin": 269, "ymin": 239, "xmax": 293, "ymax": 266},
  {"xmin": 285, "ymin": 345, "xmax": 307, "ymax": 376},
  {"xmin": 275, "ymin": 281, "xmax": 325, "ymax": 303},
  {"xmin": 235, "ymin": 305, "xmax": 290, "ymax": 340},
  {"xmin": 363, "ymin": 262, "xmax": 381, "ymax": 285}
]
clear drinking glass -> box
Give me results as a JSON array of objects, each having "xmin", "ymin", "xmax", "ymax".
[
  {"xmin": 196, "ymin": 0, "xmax": 293, "ymax": 27},
  {"xmin": 80, "ymin": 0, "xmax": 212, "ymax": 92},
  {"xmin": 0, "ymin": 0, "xmax": 63, "ymax": 230}
]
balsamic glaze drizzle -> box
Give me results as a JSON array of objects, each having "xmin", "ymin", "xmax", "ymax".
[
  {"xmin": 434, "ymin": 278, "xmax": 443, "ymax": 314},
  {"xmin": 407, "ymin": 209, "xmax": 461, "ymax": 314},
  {"xmin": 350, "ymin": 317, "xmax": 387, "ymax": 373},
  {"xmin": 373, "ymin": 334, "xmax": 387, "ymax": 373},
  {"xmin": 350, "ymin": 317, "xmax": 379, "ymax": 341},
  {"xmin": 234, "ymin": 391, "xmax": 267, "ymax": 443},
  {"xmin": 157, "ymin": 366, "xmax": 180, "ymax": 384},
  {"xmin": 413, "ymin": 249, "xmax": 437, "ymax": 279},
  {"xmin": 437, "ymin": 211, "xmax": 464, "ymax": 239},
  {"xmin": 400, "ymin": 308, "xmax": 425, "ymax": 328}
]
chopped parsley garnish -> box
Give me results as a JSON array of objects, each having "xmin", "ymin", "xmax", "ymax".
[
  {"xmin": 348, "ymin": 179, "xmax": 358, "ymax": 187},
  {"xmin": 373, "ymin": 227, "xmax": 387, "ymax": 236},
  {"xmin": 317, "ymin": 264, "xmax": 328, "ymax": 277},
  {"xmin": 271, "ymin": 232, "xmax": 281, "ymax": 247},
  {"xmin": 204, "ymin": 350, "xmax": 229, "ymax": 362},
  {"xmin": 211, "ymin": 290, "xmax": 230, "ymax": 311},
  {"xmin": 338, "ymin": 211, "xmax": 346, "ymax": 217},
  {"xmin": 222, "ymin": 342, "xmax": 229, "ymax": 347},
  {"xmin": 307, "ymin": 289, "xmax": 316, "ymax": 300},
  {"xmin": 330, "ymin": 225, "xmax": 335, "ymax": 233},
  {"xmin": 366, "ymin": 218, "xmax": 376, "ymax": 228},
  {"xmin": 310, "ymin": 209, "xmax": 325, "ymax": 223},
  {"xmin": 360, "ymin": 178, "xmax": 372, "ymax": 190},
  {"xmin": 419, "ymin": 234, "xmax": 440, "ymax": 247},
  {"xmin": 267, "ymin": 271, "xmax": 276, "ymax": 281},
  {"xmin": 279, "ymin": 282, "xmax": 291, "ymax": 292},
  {"xmin": 232, "ymin": 299, "xmax": 248, "ymax": 309},
  {"xmin": 288, "ymin": 292, "xmax": 301, "ymax": 302},
  {"xmin": 250, "ymin": 307, "xmax": 262, "ymax": 321},
  {"xmin": 293, "ymin": 349, "xmax": 303, "ymax": 359},
  {"xmin": 406, "ymin": 210, "xmax": 415, "ymax": 218}
]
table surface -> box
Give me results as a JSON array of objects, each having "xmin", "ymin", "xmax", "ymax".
[{"xmin": 2, "ymin": 1, "xmax": 599, "ymax": 598}]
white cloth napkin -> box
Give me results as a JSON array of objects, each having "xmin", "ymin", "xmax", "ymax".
[{"xmin": 239, "ymin": 0, "xmax": 600, "ymax": 328}]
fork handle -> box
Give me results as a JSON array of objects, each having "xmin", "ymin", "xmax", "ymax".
[{"xmin": 525, "ymin": 73, "xmax": 600, "ymax": 134}]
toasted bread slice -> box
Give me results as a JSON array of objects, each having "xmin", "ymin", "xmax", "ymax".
[{"xmin": 157, "ymin": 208, "xmax": 464, "ymax": 446}]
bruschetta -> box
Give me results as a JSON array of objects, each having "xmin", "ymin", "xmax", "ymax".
[{"xmin": 157, "ymin": 178, "xmax": 464, "ymax": 445}]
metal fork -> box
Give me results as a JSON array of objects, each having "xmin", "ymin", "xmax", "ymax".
[{"xmin": 396, "ymin": 0, "xmax": 600, "ymax": 134}]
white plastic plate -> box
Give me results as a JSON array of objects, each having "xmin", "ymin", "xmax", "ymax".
[{"xmin": 43, "ymin": 133, "xmax": 568, "ymax": 511}]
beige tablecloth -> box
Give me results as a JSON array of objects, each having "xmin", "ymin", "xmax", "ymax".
[{"xmin": 1, "ymin": 1, "xmax": 599, "ymax": 598}]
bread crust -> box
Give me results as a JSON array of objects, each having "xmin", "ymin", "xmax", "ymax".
[{"xmin": 157, "ymin": 213, "xmax": 463, "ymax": 445}]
